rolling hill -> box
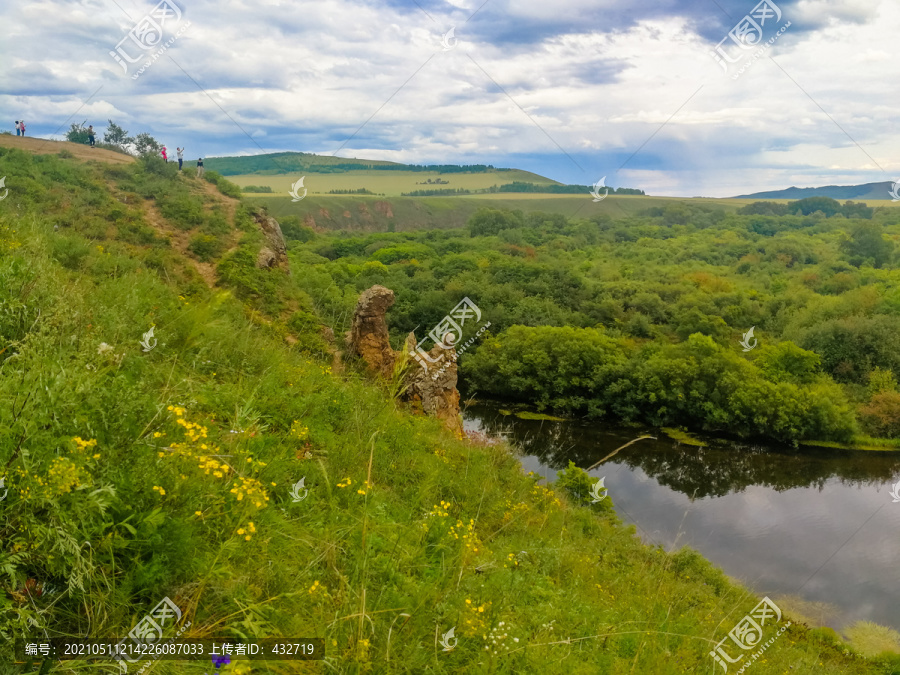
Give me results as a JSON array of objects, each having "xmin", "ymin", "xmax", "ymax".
[{"xmin": 735, "ymin": 181, "xmax": 897, "ymax": 201}]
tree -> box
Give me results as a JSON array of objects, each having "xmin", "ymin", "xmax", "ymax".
[
  {"xmin": 467, "ymin": 208, "xmax": 523, "ymax": 237},
  {"xmin": 103, "ymin": 120, "xmax": 134, "ymax": 151},
  {"xmin": 840, "ymin": 221, "xmax": 894, "ymax": 268},
  {"xmin": 790, "ymin": 196, "xmax": 841, "ymax": 217},
  {"xmin": 65, "ymin": 122, "xmax": 90, "ymax": 145},
  {"xmin": 133, "ymin": 132, "xmax": 162, "ymax": 157}
]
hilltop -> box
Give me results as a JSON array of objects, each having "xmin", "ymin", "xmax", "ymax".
[{"xmin": 0, "ymin": 141, "xmax": 895, "ymax": 673}]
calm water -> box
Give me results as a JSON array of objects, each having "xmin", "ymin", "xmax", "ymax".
[{"xmin": 463, "ymin": 403, "xmax": 900, "ymax": 632}]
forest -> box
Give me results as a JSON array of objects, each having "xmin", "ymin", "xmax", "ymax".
[{"xmin": 283, "ymin": 197, "xmax": 900, "ymax": 445}]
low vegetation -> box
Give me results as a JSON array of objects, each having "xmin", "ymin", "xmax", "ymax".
[{"xmin": 286, "ymin": 200, "xmax": 900, "ymax": 446}]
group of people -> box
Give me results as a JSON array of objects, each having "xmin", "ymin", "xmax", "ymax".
[
  {"xmin": 160, "ymin": 145, "xmax": 203, "ymax": 176},
  {"xmin": 78, "ymin": 125, "xmax": 205, "ymax": 177},
  {"xmin": 13, "ymin": 120, "xmax": 26, "ymax": 136}
]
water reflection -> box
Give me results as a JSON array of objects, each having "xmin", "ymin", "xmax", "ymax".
[
  {"xmin": 463, "ymin": 403, "xmax": 900, "ymax": 632},
  {"xmin": 464, "ymin": 404, "xmax": 900, "ymax": 498}
]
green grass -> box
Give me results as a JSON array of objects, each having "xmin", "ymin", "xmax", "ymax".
[{"xmin": 0, "ymin": 144, "xmax": 896, "ymax": 674}]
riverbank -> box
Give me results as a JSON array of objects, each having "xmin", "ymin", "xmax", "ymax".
[{"xmin": 464, "ymin": 402, "xmax": 900, "ymax": 649}]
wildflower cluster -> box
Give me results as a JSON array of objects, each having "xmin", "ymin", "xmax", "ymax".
[
  {"xmin": 152, "ymin": 485, "xmax": 166, "ymax": 497},
  {"xmin": 531, "ymin": 482, "xmax": 562, "ymax": 508},
  {"xmin": 15, "ymin": 437, "xmax": 99, "ymax": 500},
  {"xmin": 421, "ymin": 500, "xmax": 452, "ymax": 530},
  {"xmin": 308, "ymin": 580, "xmax": 325, "ymax": 595},
  {"xmin": 0, "ymin": 223, "xmax": 22, "ymax": 251},
  {"xmin": 45, "ymin": 458, "xmax": 87, "ymax": 496},
  {"xmin": 449, "ymin": 518, "xmax": 481, "ymax": 556},
  {"xmin": 290, "ymin": 420, "xmax": 309, "ymax": 441},
  {"xmin": 357, "ymin": 480, "xmax": 373, "ymax": 495},
  {"xmin": 337, "ymin": 477, "xmax": 352, "ymax": 489},
  {"xmin": 483, "ymin": 621, "xmax": 518, "ymax": 654},
  {"xmin": 501, "ymin": 499, "xmax": 529, "ymax": 522},
  {"xmin": 72, "ymin": 437, "xmax": 101, "ymax": 460},
  {"xmin": 235, "ymin": 521, "xmax": 257, "ymax": 541},
  {"xmin": 503, "ymin": 552, "xmax": 520, "ymax": 568},
  {"xmin": 461, "ymin": 599, "xmax": 491, "ymax": 637},
  {"xmin": 197, "ymin": 456, "xmax": 229, "ymax": 478},
  {"xmin": 230, "ymin": 477, "xmax": 270, "ymax": 508}
]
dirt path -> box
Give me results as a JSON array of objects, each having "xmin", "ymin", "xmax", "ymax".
[{"xmin": 0, "ymin": 135, "xmax": 136, "ymax": 165}]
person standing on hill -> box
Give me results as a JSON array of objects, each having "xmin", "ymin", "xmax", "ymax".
[
  {"xmin": 196, "ymin": 157, "xmax": 204, "ymax": 179},
  {"xmin": 87, "ymin": 125, "xmax": 95, "ymax": 147},
  {"xmin": 19, "ymin": 120, "xmax": 25, "ymax": 136},
  {"xmin": 14, "ymin": 121, "xmax": 20, "ymax": 136},
  {"xmin": 161, "ymin": 146, "xmax": 168, "ymax": 163},
  {"xmin": 176, "ymin": 147, "xmax": 184, "ymax": 170}
]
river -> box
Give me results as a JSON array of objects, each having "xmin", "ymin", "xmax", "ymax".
[{"xmin": 463, "ymin": 403, "xmax": 900, "ymax": 633}]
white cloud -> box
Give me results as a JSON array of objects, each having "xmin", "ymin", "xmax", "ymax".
[{"xmin": 0, "ymin": 0, "xmax": 897, "ymax": 195}]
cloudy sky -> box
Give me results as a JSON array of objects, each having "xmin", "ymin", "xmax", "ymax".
[{"xmin": 1, "ymin": 0, "xmax": 897, "ymax": 196}]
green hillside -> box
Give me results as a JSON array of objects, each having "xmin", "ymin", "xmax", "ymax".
[{"xmin": 0, "ymin": 145, "xmax": 896, "ymax": 674}]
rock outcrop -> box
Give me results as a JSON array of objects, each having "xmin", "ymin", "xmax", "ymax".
[
  {"xmin": 403, "ymin": 333, "xmax": 463, "ymax": 435},
  {"xmin": 346, "ymin": 285, "xmax": 462, "ymax": 434},
  {"xmin": 346, "ymin": 285, "xmax": 397, "ymax": 379},
  {"xmin": 253, "ymin": 212, "xmax": 289, "ymax": 272}
]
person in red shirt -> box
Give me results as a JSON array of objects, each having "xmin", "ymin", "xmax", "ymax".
[{"xmin": 161, "ymin": 146, "xmax": 168, "ymax": 163}]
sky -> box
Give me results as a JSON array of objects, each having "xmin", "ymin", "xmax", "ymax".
[{"xmin": 1, "ymin": 0, "xmax": 897, "ymax": 197}]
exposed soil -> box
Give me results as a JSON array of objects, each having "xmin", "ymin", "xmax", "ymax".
[{"xmin": 0, "ymin": 135, "xmax": 136, "ymax": 165}]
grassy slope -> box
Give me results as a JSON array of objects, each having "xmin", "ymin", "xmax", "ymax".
[{"xmin": 0, "ymin": 146, "xmax": 895, "ymax": 674}]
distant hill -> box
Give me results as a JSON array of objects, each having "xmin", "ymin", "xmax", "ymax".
[
  {"xmin": 735, "ymin": 181, "xmax": 896, "ymax": 201},
  {"xmin": 204, "ymin": 151, "xmax": 527, "ymax": 178}
]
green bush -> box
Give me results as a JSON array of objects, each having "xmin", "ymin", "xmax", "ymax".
[{"xmin": 188, "ymin": 233, "xmax": 224, "ymax": 262}]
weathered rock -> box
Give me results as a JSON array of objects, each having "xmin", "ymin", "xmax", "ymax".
[
  {"xmin": 404, "ymin": 333, "xmax": 463, "ymax": 435},
  {"xmin": 253, "ymin": 212, "xmax": 289, "ymax": 272},
  {"xmin": 345, "ymin": 285, "xmax": 463, "ymax": 433},
  {"xmin": 256, "ymin": 246, "xmax": 279, "ymax": 268},
  {"xmin": 346, "ymin": 285, "xmax": 396, "ymax": 379}
]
